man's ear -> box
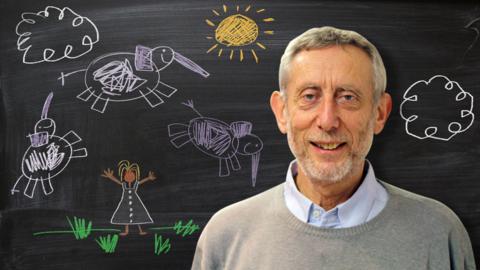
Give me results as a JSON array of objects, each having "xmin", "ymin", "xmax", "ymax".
[
  {"xmin": 270, "ymin": 91, "xmax": 288, "ymax": 134},
  {"xmin": 374, "ymin": 92, "xmax": 392, "ymax": 134}
]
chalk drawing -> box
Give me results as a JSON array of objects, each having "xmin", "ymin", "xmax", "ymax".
[
  {"xmin": 96, "ymin": 234, "xmax": 119, "ymax": 253},
  {"xmin": 101, "ymin": 160, "xmax": 156, "ymax": 236},
  {"xmin": 33, "ymin": 215, "xmax": 199, "ymax": 254},
  {"xmin": 58, "ymin": 46, "xmax": 209, "ymax": 113},
  {"xmin": 11, "ymin": 93, "xmax": 88, "ymax": 198},
  {"xmin": 168, "ymin": 100, "xmax": 263, "ymax": 186},
  {"xmin": 15, "ymin": 6, "xmax": 99, "ymax": 64},
  {"xmin": 400, "ymin": 75, "xmax": 474, "ymax": 141},
  {"xmin": 154, "ymin": 234, "xmax": 171, "ymax": 255},
  {"xmin": 205, "ymin": 4, "xmax": 275, "ymax": 63}
]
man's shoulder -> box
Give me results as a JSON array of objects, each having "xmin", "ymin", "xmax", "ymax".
[
  {"xmin": 202, "ymin": 183, "xmax": 283, "ymax": 233},
  {"xmin": 381, "ymin": 180, "xmax": 465, "ymax": 230}
]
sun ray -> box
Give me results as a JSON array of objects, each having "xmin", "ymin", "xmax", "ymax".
[
  {"xmin": 240, "ymin": 49, "xmax": 244, "ymax": 61},
  {"xmin": 264, "ymin": 30, "xmax": 274, "ymax": 35},
  {"xmin": 257, "ymin": 9, "xmax": 266, "ymax": 13},
  {"xmin": 251, "ymin": 49, "xmax": 259, "ymax": 64},
  {"xmin": 223, "ymin": 5, "xmax": 227, "ymax": 13},
  {"xmin": 230, "ymin": 50, "xmax": 234, "ymax": 60},
  {"xmin": 245, "ymin": 5, "xmax": 251, "ymax": 12},
  {"xmin": 263, "ymin": 18, "xmax": 275, "ymax": 22},
  {"xmin": 212, "ymin": 9, "xmax": 220, "ymax": 16},
  {"xmin": 218, "ymin": 48, "xmax": 223, "ymax": 57},
  {"xmin": 256, "ymin": 42, "xmax": 266, "ymax": 50},
  {"xmin": 205, "ymin": 19, "xmax": 216, "ymax": 27},
  {"xmin": 207, "ymin": 44, "xmax": 218, "ymax": 53}
]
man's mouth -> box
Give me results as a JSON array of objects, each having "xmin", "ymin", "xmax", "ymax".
[{"xmin": 310, "ymin": 142, "xmax": 346, "ymax": 150}]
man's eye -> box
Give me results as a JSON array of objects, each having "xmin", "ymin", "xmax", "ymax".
[
  {"xmin": 338, "ymin": 94, "xmax": 357, "ymax": 102},
  {"xmin": 304, "ymin": 94, "xmax": 316, "ymax": 101}
]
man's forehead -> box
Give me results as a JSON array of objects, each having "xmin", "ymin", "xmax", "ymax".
[
  {"xmin": 286, "ymin": 46, "xmax": 374, "ymax": 90},
  {"xmin": 291, "ymin": 45, "xmax": 372, "ymax": 65}
]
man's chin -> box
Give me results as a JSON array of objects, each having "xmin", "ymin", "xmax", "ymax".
[{"xmin": 298, "ymin": 158, "xmax": 353, "ymax": 184}]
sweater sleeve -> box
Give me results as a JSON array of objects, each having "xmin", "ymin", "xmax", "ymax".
[
  {"xmin": 448, "ymin": 220, "xmax": 476, "ymax": 270},
  {"xmin": 191, "ymin": 226, "xmax": 218, "ymax": 270},
  {"xmin": 427, "ymin": 209, "xmax": 476, "ymax": 270},
  {"xmin": 191, "ymin": 213, "xmax": 226, "ymax": 270}
]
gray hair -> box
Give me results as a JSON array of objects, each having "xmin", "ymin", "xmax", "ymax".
[{"xmin": 278, "ymin": 26, "xmax": 387, "ymax": 103}]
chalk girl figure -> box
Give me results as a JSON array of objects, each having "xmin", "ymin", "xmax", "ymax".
[{"xmin": 101, "ymin": 160, "xmax": 156, "ymax": 236}]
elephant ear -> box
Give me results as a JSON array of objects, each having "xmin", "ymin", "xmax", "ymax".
[
  {"xmin": 230, "ymin": 121, "xmax": 252, "ymax": 138},
  {"xmin": 134, "ymin": 45, "xmax": 154, "ymax": 71}
]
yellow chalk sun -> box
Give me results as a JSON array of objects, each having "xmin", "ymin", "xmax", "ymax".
[{"xmin": 205, "ymin": 4, "xmax": 275, "ymax": 64}]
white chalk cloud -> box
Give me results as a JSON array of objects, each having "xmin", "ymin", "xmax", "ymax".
[
  {"xmin": 15, "ymin": 6, "xmax": 99, "ymax": 64},
  {"xmin": 400, "ymin": 75, "xmax": 474, "ymax": 141}
]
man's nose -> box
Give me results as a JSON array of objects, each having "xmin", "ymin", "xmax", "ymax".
[{"xmin": 315, "ymin": 98, "xmax": 340, "ymax": 131}]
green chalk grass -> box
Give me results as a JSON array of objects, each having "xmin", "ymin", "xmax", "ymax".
[
  {"xmin": 154, "ymin": 234, "xmax": 171, "ymax": 255},
  {"xmin": 66, "ymin": 216, "xmax": 92, "ymax": 240},
  {"xmin": 173, "ymin": 219, "xmax": 200, "ymax": 237},
  {"xmin": 95, "ymin": 234, "xmax": 119, "ymax": 253}
]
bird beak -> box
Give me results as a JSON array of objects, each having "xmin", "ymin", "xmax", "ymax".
[
  {"xmin": 251, "ymin": 152, "xmax": 261, "ymax": 187},
  {"xmin": 173, "ymin": 52, "xmax": 210, "ymax": 78}
]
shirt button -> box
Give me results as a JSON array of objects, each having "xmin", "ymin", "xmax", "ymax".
[
  {"xmin": 129, "ymin": 213, "xmax": 133, "ymax": 217},
  {"xmin": 312, "ymin": 210, "xmax": 321, "ymax": 219},
  {"xmin": 129, "ymin": 201, "xmax": 132, "ymax": 205},
  {"xmin": 128, "ymin": 196, "xmax": 132, "ymax": 199},
  {"xmin": 129, "ymin": 208, "xmax": 133, "ymax": 212},
  {"xmin": 128, "ymin": 190, "xmax": 132, "ymax": 194}
]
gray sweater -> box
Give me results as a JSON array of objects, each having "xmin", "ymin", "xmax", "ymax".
[{"xmin": 192, "ymin": 182, "xmax": 476, "ymax": 270}]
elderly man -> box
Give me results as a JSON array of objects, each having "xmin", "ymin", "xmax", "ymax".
[{"xmin": 192, "ymin": 26, "xmax": 475, "ymax": 269}]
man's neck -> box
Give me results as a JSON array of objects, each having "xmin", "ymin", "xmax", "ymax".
[{"xmin": 295, "ymin": 162, "xmax": 366, "ymax": 211}]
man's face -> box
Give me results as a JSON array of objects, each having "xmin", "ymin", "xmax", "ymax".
[{"xmin": 271, "ymin": 45, "xmax": 391, "ymax": 183}]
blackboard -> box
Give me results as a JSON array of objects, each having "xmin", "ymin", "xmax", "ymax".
[{"xmin": 1, "ymin": 0, "xmax": 479, "ymax": 269}]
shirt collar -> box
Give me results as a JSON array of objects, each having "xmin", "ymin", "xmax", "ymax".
[
  {"xmin": 284, "ymin": 159, "xmax": 387, "ymax": 227},
  {"xmin": 284, "ymin": 161, "xmax": 311, "ymax": 223}
]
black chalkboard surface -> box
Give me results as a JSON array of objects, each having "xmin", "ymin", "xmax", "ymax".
[{"xmin": 1, "ymin": 0, "xmax": 479, "ymax": 269}]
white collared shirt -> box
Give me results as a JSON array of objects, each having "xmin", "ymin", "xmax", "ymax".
[{"xmin": 284, "ymin": 160, "xmax": 388, "ymax": 228}]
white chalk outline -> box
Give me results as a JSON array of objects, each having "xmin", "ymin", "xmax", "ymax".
[
  {"xmin": 58, "ymin": 46, "xmax": 209, "ymax": 113},
  {"xmin": 15, "ymin": 6, "xmax": 100, "ymax": 64},
  {"xmin": 11, "ymin": 93, "xmax": 88, "ymax": 198},
  {"xmin": 399, "ymin": 75, "xmax": 475, "ymax": 141},
  {"xmin": 168, "ymin": 100, "xmax": 263, "ymax": 186}
]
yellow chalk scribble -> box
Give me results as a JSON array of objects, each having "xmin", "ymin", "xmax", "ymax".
[
  {"xmin": 215, "ymin": 14, "xmax": 258, "ymax": 46},
  {"xmin": 205, "ymin": 4, "xmax": 275, "ymax": 64}
]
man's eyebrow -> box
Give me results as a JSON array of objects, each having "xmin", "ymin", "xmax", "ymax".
[
  {"xmin": 336, "ymin": 85, "xmax": 362, "ymax": 96},
  {"xmin": 296, "ymin": 83, "xmax": 320, "ymax": 91}
]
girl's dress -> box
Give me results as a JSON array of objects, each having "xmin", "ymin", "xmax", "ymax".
[{"xmin": 110, "ymin": 181, "xmax": 153, "ymax": 224}]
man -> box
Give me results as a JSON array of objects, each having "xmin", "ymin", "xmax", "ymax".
[{"xmin": 192, "ymin": 26, "xmax": 476, "ymax": 269}]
